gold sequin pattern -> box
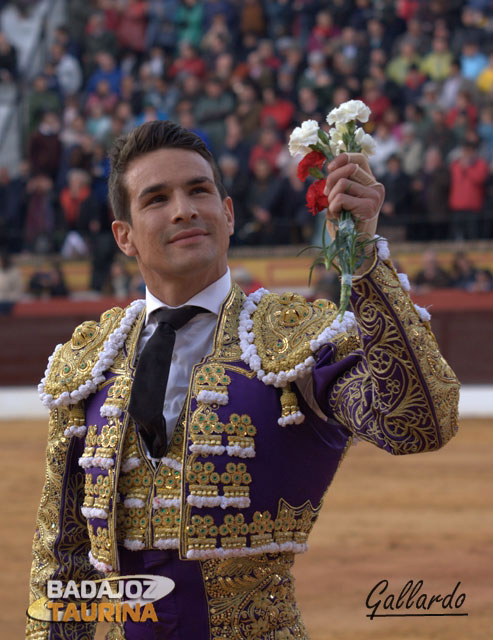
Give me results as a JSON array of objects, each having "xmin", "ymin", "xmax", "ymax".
[{"xmin": 200, "ymin": 553, "xmax": 308, "ymax": 639}]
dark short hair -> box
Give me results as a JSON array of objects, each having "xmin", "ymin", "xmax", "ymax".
[{"xmin": 108, "ymin": 120, "xmax": 227, "ymax": 223}]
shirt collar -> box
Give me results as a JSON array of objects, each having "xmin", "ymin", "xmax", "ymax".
[{"xmin": 145, "ymin": 268, "xmax": 232, "ymax": 325}]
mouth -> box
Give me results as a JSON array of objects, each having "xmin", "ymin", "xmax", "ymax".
[{"xmin": 169, "ymin": 228, "xmax": 208, "ymax": 244}]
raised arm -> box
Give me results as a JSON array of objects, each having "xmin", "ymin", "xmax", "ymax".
[{"xmin": 313, "ymin": 253, "xmax": 460, "ymax": 454}]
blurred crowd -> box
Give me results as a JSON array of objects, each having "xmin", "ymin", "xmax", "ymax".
[{"xmin": 0, "ymin": 0, "xmax": 492, "ymax": 296}]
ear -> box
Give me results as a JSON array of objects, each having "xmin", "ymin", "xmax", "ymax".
[
  {"xmin": 223, "ymin": 196, "xmax": 235, "ymax": 236},
  {"xmin": 112, "ymin": 220, "xmax": 137, "ymax": 257}
]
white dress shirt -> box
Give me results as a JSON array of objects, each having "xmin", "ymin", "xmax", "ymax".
[{"xmin": 138, "ymin": 269, "xmax": 232, "ymax": 444}]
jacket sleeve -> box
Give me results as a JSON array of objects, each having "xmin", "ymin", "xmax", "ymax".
[
  {"xmin": 312, "ymin": 257, "xmax": 460, "ymax": 454},
  {"xmin": 26, "ymin": 405, "xmax": 99, "ymax": 640}
]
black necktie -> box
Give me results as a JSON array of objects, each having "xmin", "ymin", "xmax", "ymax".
[{"xmin": 129, "ymin": 305, "xmax": 207, "ymax": 458}]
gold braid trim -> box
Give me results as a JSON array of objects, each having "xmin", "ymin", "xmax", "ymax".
[{"xmin": 44, "ymin": 307, "xmax": 125, "ymax": 399}]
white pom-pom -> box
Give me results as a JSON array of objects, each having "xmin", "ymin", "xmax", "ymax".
[
  {"xmin": 414, "ymin": 304, "xmax": 431, "ymax": 322},
  {"xmin": 397, "ymin": 272, "xmax": 411, "ymax": 292}
]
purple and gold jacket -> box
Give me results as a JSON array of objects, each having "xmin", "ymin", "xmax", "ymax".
[{"xmin": 27, "ymin": 255, "xmax": 459, "ymax": 640}]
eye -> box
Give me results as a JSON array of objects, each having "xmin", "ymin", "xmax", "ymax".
[
  {"xmin": 191, "ymin": 185, "xmax": 210, "ymax": 194},
  {"xmin": 147, "ymin": 194, "xmax": 167, "ymax": 205}
]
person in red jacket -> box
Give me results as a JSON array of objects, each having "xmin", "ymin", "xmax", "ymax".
[{"xmin": 449, "ymin": 141, "xmax": 489, "ymax": 239}]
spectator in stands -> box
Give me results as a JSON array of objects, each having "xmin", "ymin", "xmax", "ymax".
[
  {"xmin": 83, "ymin": 11, "xmax": 118, "ymax": 75},
  {"xmin": 239, "ymin": 157, "xmax": 277, "ymax": 245},
  {"xmin": 217, "ymin": 154, "xmax": 249, "ymax": 244},
  {"xmin": 60, "ymin": 168, "xmax": 91, "ymax": 233},
  {"xmin": 0, "ymin": 31, "xmax": 17, "ymax": 81},
  {"xmin": 86, "ymin": 52, "xmax": 122, "ymax": 98},
  {"xmin": 451, "ymin": 6, "xmax": 485, "ymax": 56},
  {"xmin": 49, "ymin": 43, "xmax": 82, "ymax": 97},
  {"xmin": 116, "ymin": 0, "xmax": 148, "ymax": 59},
  {"xmin": 477, "ymin": 52, "xmax": 493, "ymax": 95},
  {"xmin": 85, "ymin": 79, "xmax": 118, "ymax": 117},
  {"xmin": 379, "ymin": 154, "xmax": 411, "ymax": 232},
  {"xmin": 260, "ymin": 86, "xmax": 295, "ymax": 131},
  {"xmin": 28, "ymin": 260, "xmax": 69, "ymax": 298},
  {"xmin": 450, "ymin": 251, "xmax": 477, "ymax": 289},
  {"xmin": 308, "ymin": 9, "xmax": 340, "ymax": 53},
  {"xmin": 449, "ymin": 141, "xmax": 489, "ymax": 240},
  {"xmin": 194, "ymin": 77, "xmax": 235, "ymax": 153},
  {"xmin": 218, "ymin": 114, "xmax": 251, "ymax": 172},
  {"xmin": 28, "ymin": 111, "xmax": 62, "ymax": 181},
  {"xmin": 261, "ymin": 159, "xmax": 310, "ymax": 244},
  {"xmin": 478, "ymin": 106, "xmax": 493, "ymax": 165},
  {"xmin": 0, "ymin": 165, "xmax": 26, "ymax": 253},
  {"xmin": 26, "ymin": 74, "xmax": 61, "ymax": 137},
  {"xmin": 24, "ymin": 175, "xmax": 57, "ymax": 253},
  {"xmin": 234, "ymin": 81, "xmax": 262, "ymax": 140},
  {"xmin": 413, "ymin": 147, "xmax": 450, "ymax": 241},
  {"xmin": 369, "ymin": 123, "xmax": 400, "ymax": 178},
  {"xmin": 386, "ymin": 41, "xmax": 421, "ymax": 86},
  {"xmin": 249, "ymin": 127, "xmax": 283, "ymax": 174},
  {"xmin": 468, "ymin": 269, "xmax": 493, "ymax": 293},
  {"xmin": 0, "ymin": 252, "xmax": 23, "ymax": 313},
  {"xmin": 439, "ymin": 59, "xmax": 464, "ymax": 111},
  {"xmin": 168, "ymin": 41, "xmax": 206, "ymax": 80},
  {"xmin": 109, "ymin": 260, "xmax": 131, "ymax": 299},
  {"xmin": 413, "ymin": 250, "xmax": 451, "ymax": 293},
  {"xmin": 361, "ymin": 79, "xmax": 391, "ymax": 127},
  {"xmin": 399, "ymin": 123, "xmax": 423, "ymax": 177},
  {"xmin": 176, "ymin": 0, "xmax": 204, "ymax": 48},
  {"xmin": 420, "ymin": 36, "xmax": 452, "ymax": 82},
  {"xmin": 460, "ymin": 41, "xmax": 488, "ymax": 82}
]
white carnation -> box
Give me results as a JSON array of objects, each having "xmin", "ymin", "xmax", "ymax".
[
  {"xmin": 288, "ymin": 119, "xmax": 320, "ymax": 157},
  {"xmin": 329, "ymin": 125, "xmax": 347, "ymax": 154},
  {"xmin": 326, "ymin": 100, "xmax": 371, "ymax": 126},
  {"xmin": 354, "ymin": 127, "xmax": 376, "ymax": 156}
]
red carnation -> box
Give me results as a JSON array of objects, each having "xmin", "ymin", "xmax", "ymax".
[
  {"xmin": 306, "ymin": 179, "xmax": 327, "ymax": 216},
  {"xmin": 297, "ymin": 150, "xmax": 326, "ymax": 181}
]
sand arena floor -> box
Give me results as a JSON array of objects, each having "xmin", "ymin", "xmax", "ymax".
[{"xmin": 1, "ymin": 418, "xmax": 491, "ymax": 640}]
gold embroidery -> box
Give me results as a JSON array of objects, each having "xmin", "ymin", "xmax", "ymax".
[
  {"xmin": 27, "ymin": 407, "xmax": 98, "ymax": 639},
  {"xmin": 200, "ymin": 553, "xmax": 307, "ymax": 639},
  {"xmin": 44, "ymin": 307, "xmax": 125, "ymax": 399},
  {"xmin": 252, "ymin": 293, "xmax": 337, "ymax": 373},
  {"xmin": 83, "ymin": 472, "xmax": 113, "ymax": 511},
  {"xmin": 185, "ymin": 500, "xmax": 320, "ymax": 554},
  {"xmin": 224, "ymin": 413, "xmax": 256, "ymax": 451},
  {"xmin": 196, "ymin": 364, "xmax": 231, "ymax": 394},
  {"xmin": 103, "ymin": 375, "xmax": 132, "ymax": 412},
  {"xmin": 89, "ymin": 525, "xmax": 113, "ymax": 565},
  {"xmin": 330, "ymin": 261, "xmax": 459, "ymax": 452}
]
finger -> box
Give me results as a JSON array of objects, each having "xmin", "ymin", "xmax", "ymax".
[
  {"xmin": 327, "ymin": 193, "xmax": 376, "ymax": 218},
  {"xmin": 328, "ymin": 152, "xmax": 373, "ymax": 176},
  {"xmin": 324, "ymin": 162, "xmax": 358, "ymax": 195},
  {"xmin": 328, "ymin": 177, "xmax": 381, "ymax": 205},
  {"xmin": 351, "ymin": 164, "xmax": 379, "ymax": 187}
]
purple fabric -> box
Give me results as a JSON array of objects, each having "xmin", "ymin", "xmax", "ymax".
[{"xmin": 118, "ymin": 548, "xmax": 210, "ymax": 640}]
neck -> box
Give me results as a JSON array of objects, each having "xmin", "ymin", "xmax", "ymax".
[{"xmin": 144, "ymin": 267, "xmax": 227, "ymax": 307}]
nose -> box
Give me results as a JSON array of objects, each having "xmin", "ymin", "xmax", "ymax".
[{"xmin": 171, "ymin": 189, "xmax": 198, "ymax": 223}]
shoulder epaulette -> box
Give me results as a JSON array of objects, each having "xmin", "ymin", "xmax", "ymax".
[{"xmin": 39, "ymin": 300, "xmax": 145, "ymax": 409}]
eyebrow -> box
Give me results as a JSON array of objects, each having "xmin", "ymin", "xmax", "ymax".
[{"xmin": 137, "ymin": 176, "xmax": 215, "ymax": 202}]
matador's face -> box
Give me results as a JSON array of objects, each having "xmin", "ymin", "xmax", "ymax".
[{"xmin": 113, "ymin": 147, "xmax": 234, "ymax": 296}]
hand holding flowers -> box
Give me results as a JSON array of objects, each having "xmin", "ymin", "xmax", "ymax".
[{"xmin": 289, "ymin": 100, "xmax": 384, "ymax": 317}]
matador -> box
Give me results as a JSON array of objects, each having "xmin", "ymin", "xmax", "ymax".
[{"xmin": 27, "ymin": 121, "xmax": 459, "ymax": 640}]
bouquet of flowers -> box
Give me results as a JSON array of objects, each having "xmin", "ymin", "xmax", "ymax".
[{"xmin": 289, "ymin": 100, "xmax": 377, "ymax": 317}]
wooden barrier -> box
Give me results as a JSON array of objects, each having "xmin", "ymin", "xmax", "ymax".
[{"xmin": 0, "ymin": 290, "xmax": 492, "ymax": 386}]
